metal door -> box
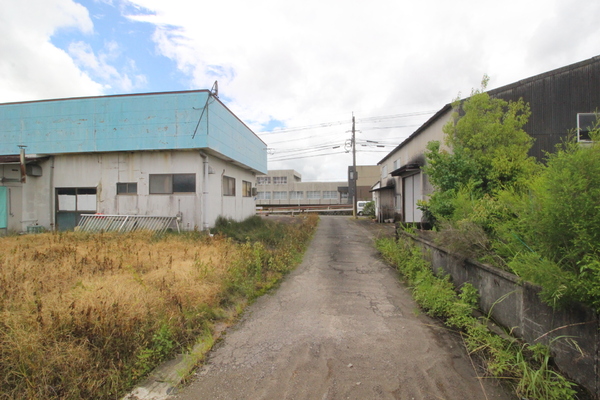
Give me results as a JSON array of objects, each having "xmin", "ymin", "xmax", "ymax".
[
  {"xmin": 403, "ymin": 174, "xmax": 423, "ymax": 223},
  {"xmin": 0, "ymin": 186, "xmax": 7, "ymax": 229}
]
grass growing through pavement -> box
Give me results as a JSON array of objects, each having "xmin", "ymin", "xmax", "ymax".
[
  {"xmin": 0, "ymin": 214, "xmax": 317, "ymax": 400},
  {"xmin": 376, "ymin": 236, "xmax": 578, "ymax": 400}
]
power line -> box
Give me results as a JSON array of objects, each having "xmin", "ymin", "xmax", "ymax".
[
  {"xmin": 269, "ymin": 150, "xmax": 348, "ymax": 162},
  {"xmin": 267, "ymin": 131, "xmax": 345, "ymax": 145},
  {"xmin": 258, "ymin": 110, "xmax": 435, "ymax": 135}
]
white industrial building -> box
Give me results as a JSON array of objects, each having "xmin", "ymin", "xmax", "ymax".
[{"xmin": 0, "ymin": 90, "xmax": 266, "ymax": 234}]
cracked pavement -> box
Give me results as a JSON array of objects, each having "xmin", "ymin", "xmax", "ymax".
[{"xmin": 169, "ymin": 216, "xmax": 515, "ymax": 400}]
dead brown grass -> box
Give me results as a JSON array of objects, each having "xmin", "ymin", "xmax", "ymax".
[{"xmin": 0, "ymin": 216, "xmax": 318, "ymax": 400}]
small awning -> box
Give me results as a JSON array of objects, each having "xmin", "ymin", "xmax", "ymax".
[
  {"xmin": 370, "ymin": 184, "xmax": 395, "ymax": 193},
  {"xmin": 391, "ymin": 163, "xmax": 421, "ymax": 177}
]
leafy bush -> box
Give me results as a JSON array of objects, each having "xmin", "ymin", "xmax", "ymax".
[
  {"xmin": 506, "ymin": 132, "xmax": 600, "ymax": 309},
  {"xmin": 362, "ymin": 201, "xmax": 376, "ymax": 217},
  {"xmin": 421, "ymin": 76, "xmax": 600, "ymax": 312},
  {"xmin": 423, "ymin": 76, "xmax": 537, "ymax": 222}
]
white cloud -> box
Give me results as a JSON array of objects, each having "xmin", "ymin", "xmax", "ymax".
[
  {"xmin": 68, "ymin": 40, "xmax": 147, "ymax": 92},
  {"xmin": 0, "ymin": 0, "xmax": 103, "ymax": 102},
  {"xmin": 122, "ymin": 0, "xmax": 600, "ymax": 180},
  {"xmin": 2, "ymin": 0, "xmax": 598, "ymax": 180}
]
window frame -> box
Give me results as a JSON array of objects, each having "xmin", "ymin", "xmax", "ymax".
[
  {"xmin": 149, "ymin": 174, "xmax": 196, "ymax": 194},
  {"xmin": 323, "ymin": 190, "xmax": 338, "ymax": 199},
  {"xmin": 257, "ymin": 176, "xmax": 271, "ymax": 185},
  {"xmin": 273, "ymin": 191, "xmax": 287, "ymax": 200},
  {"xmin": 56, "ymin": 187, "xmax": 97, "ymax": 211},
  {"xmin": 223, "ymin": 176, "xmax": 236, "ymax": 196},
  {"xmin": 577, "ymin": 113, "xmax": 598, "ymax": 142},
  {"xmin": 307, "ymin": 191, "xmax": 321, "ymax": 199},
  {"xmin": 116, "ymin": 182, "xmax": 138, "ymax": 195},
  {"xmin": 273, "ymin": 176, "xmax": 287, "ymax": 185},
  {"xmin": 257, "ymin": 191, "xmax": 272, "ymax": 200},
  {"xmin": 242, "ymin": 180, "xmax": 252, "ymax": 197}
]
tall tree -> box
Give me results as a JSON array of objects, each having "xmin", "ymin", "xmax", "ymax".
[
  {"xmin": 425, "ymin": 76, "xmax": 536, "ymax": 197},
  {"xmin": 422, "ymin": 77, "xmax": 537, "ymax": 220}
]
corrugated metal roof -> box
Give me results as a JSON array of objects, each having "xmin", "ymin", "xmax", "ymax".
[{"xmin": 379, "ymin": 55, "xmax": 600, "ymax": 164}]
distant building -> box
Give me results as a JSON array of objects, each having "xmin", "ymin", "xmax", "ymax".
[
  {"xmin": 255, "ymin": 170, "xmax": 346, "ymax": 206},
  {"xmin": 0, "ymin": 90, "xmax": 266, "ymax": 234},
  {"xmin": 346, "ymin": 165, "xmax": 380, "ymax": 204}
]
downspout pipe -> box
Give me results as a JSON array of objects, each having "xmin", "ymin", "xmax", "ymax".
[
  {"xmin": 199, "ymin": 151, "xmax": 209, "ymax": 231},
  {"xmin": 49, "ymin": 156, "xmax": 55, "ymax": 231}
]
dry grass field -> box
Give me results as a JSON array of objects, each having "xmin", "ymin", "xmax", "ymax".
[{"xmin": 0, "ymin": 214, "xmax": 318, "ymax": 400}]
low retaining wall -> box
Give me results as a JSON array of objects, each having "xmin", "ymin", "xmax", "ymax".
[{"xmin": 404, "ymin": 232, "xmax": 599, "ymax": 398}]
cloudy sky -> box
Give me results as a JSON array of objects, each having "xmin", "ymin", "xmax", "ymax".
[{"xmin": 1, "ymin": 0, "xmax": 599, "ymax": 181}]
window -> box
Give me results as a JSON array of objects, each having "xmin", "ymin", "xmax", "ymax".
[
  {"xmin": 290, "ymin": 191, "xmax": 303, "ymax": 200},
  {"xmin": 323, "ymin": 191, "xmax": 338, "ymax": 199},
  {"xmin": 149, "ymin": 174, "xmax": 196, "ymax": 194},
  {"xmin": 257, "ymin": 191, "xmax": 271, "ymax": 200},
  {"xmin": 242, "ymin": 181, "xmax": 252, "ymax": 197},
  {"xmin": 307, "ymin": 191, "xmax": 321, "ymax": 199},
  {"xmin": 577, "ymin": 113, "xmax": 599, "ymax": 142},
  {"xmin": 57, "ymin": 187, "xmax": 97, "ymax": 211},
  {"xmin": 341, "ymin": 192, "xmax": 349, "ymax": 200},
  {"xmin": 381, "ymin": 165, "xmax": 388, "ymax": 180},
  {"xmin": 257, "ymin": 176, "xmax": 271, "ymax": 185},
  {"xmin": 223, "ymin": 176, "xmax": 236, "ymax": 196},
  {"xmin": 393, "ymin": 158, "xmax": 401, "ymax": 170},
  {"xmin": 273, "ymin": 191, "xmax": 287, "ymax": 200},
  {"xmin": 273, "ymin": 176, "xmax": 287, "ymax": 185},
  {"xmin": 117, "ymin": 182, "xmax": 137, "ymax": 195}
]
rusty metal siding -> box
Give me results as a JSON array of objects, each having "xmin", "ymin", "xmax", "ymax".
[{"xmin": 489, "ymin": 56, "xmax": 600, "ymax": 161}]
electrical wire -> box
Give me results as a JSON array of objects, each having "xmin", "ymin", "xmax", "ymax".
[
  {"xmin": 258, "ymin": 110, "xmax": 435, "ymax": 135},
  {"xmin": 261, "ymin": 109, "xmax": 435, "ymax": 162},
  {"xmin": 269, "ymin": 150, "xmax": 348, "ymax": 162}
]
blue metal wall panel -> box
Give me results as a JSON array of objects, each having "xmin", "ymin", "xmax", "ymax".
[{"xmin": 0, "ymin": 91, "xmax": 267, "ymax": 173}]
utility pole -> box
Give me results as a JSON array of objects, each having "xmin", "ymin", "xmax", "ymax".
[{"xmin": 352, "ymin": 114, "xmax": 357, "ymax": 219}]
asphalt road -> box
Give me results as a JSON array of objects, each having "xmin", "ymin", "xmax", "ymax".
[{"xmin": 170, "ymin": 216, "xmax": 515, "ymax": 400}]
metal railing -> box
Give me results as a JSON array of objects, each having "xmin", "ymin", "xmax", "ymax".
[
  {"xmin": 77, "ymin": 214, "xmax": 180, "ymax": 234},
  {"xmin": 256, "ymin": 205, "xmax": 353, "ymax": 215}
]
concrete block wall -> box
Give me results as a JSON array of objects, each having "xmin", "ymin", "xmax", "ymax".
[{"xmin": 404, "ymin": 233, "xmax": 600, "ymax": 398}]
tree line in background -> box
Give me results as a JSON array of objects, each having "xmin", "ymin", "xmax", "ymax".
[{"xmin": 420, "ymin": 76, "xmax": 600, "ymax": 311}]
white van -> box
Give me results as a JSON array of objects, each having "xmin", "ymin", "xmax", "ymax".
[{"xmin": 356, "ymin": 201, "xmax": 368, "ymax": 215}]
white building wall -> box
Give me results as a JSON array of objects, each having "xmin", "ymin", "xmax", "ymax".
[
  {"xmin": 256, "ymin": 169, "xmax": 345, "ymax": 206},
  {"xmin": 378, "ymin": 109, "xmax": 452, "ymax": 222},
  {"xmin": 1, "ymin": 161, "xmax": 53, "ymax": 232},
  {"xmin": 5, "ymin": 150, "xmax": 256, "ymax": 232}
]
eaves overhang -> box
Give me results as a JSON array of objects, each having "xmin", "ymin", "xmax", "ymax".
[
  {"xmin": 0, "ymin": 154, "xmax": 50, "ymax": 164},
  {"xmin": 391, "ymin": 163, "xmax": 421, "ymax": 177},
  {"xmin": 370, "ymin": 183, "xmax": 395, "ymax": 193}
]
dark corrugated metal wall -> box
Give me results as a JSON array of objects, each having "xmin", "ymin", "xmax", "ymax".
[{"xmin": 490, "ymin": 56, "xmax": 600, "ymax": 161}]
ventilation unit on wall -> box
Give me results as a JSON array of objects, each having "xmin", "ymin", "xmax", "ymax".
[
  {"xmin": 577, "ymin": 113, "xmax": 599, "ymax": 142},
  {"xmin": 26, "ymin": 164, "xmax": 42, "ymax": 177}
]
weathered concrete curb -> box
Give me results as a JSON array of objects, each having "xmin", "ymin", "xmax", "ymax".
[
  {"xmin": 122, "ymin": 325, "xmax": 226, "ymax": 400},
  {"xmin": 402, "ymin": 231, "xmax": 600, "ymax": 399}
]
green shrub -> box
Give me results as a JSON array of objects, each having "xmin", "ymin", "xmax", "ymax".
[{"xmin": 362, "ymin": 201, "xmax": 376, "ymax": 217}]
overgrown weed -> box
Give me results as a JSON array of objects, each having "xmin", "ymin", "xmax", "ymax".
[
  {"xmin": 376, "ymin": 236, "xmax": 578, "ymax": 400},
  {"xmin": 0, "ymin": 214, "xmax": 318, "ymax": 400}
]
